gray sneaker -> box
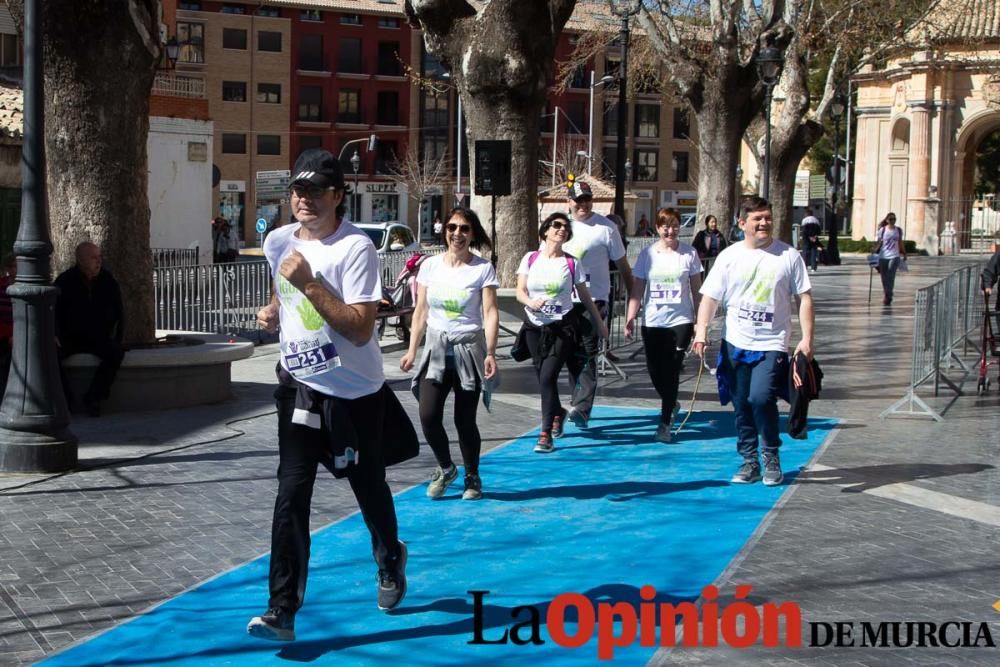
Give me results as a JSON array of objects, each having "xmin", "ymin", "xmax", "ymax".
[
  {"xmin": 426, "ymin": 464, "xmax": 458, "ymax": 499},
  {"xmin": 731, "ymin": 459, "xmax": 762, "ymax": 484},
  {"xmin": 377, "ymin": 541, "xmax": 407, "ymax": 611},
  {"xmin": 762, "ymin": 454, "xmax": 784, "ymax": 486},
  {"xmin": 654, "ymin": 422, "xmax": 672, "ymax": 443},
  {"xmin": 567, "ymin": 407, "xmax": 589, "ymax": 429},
  {"xmin": 462, "ymin": 473, "xmax": 482, "ymax": 500}
]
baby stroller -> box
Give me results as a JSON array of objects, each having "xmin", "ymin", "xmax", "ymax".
[
  {"xmin": 377, "ymin": 252, "xmax": 425, "ymax": 343},
  {"xmin": 976, "ymin": 290, "xmax": 999, "ymax": 396}
]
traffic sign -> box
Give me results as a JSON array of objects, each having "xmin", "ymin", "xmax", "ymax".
[{"xmin": 256, "ymin": 218, "xmax": 268, "ymax": 234}]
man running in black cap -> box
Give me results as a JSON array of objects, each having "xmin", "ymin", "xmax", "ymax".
[{"xmin": 248, "ymin": 148, "xmax": 406, "ymax": 642}]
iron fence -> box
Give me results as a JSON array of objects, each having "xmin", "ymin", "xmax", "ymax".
[
  {"xmin": 152, "ymin": 247, "xmax": 200, "ymax": 269},
  {"xmin": 881, "ymin": 262, "xmax": 985, "ymax": 420}
]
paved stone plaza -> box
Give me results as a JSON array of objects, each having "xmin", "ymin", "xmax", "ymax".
[{"xmin": 1, "ymin": 255, "xmax": 998, "ymax": 665}]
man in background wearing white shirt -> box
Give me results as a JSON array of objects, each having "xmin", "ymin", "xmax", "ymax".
[{"xmin": 561, "ymin": 181, "xmax": 634, "ymax": 429}]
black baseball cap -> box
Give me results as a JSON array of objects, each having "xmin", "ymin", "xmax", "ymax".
[
  {"xmin": 569, "ymin": 180, "xmax": 594, "ymax": 202},
  {"xmin": 291, "ymin": 148, "xmax": 346, "ymax": 190}
]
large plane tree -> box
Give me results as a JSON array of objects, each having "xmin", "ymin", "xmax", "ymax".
[
  {"xmin": 405, "ymin": 0, "xmax": 576, "ymax": 285},
  {"xmin": 6, "ymin": 0, "xmax": 160, "ymax": 343}
]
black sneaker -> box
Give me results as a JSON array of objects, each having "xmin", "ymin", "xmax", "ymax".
[
  {"xmin": 731, "ymin": 459, "xmax": 762, "ymax": 484},
  {"xmin": 462, "ymin": 473, "xmax": 482, "ymax": 500},
  {"xmin": 533, "ymin": 432, "xmax": 554, "ymax": 453},
  {"xmin": 247, "ymin": 607, "xmax": 295, "ymax": 642},
  {"xmin": 762, "ymin": 454, "xmax": 784, "ymax": 486},
  {"xmin": 377, "ymin": 541, "xmax": 407, "ymax": 611},
  {"xmin": 551, "ymin": 408, "xmax": 567, "ymax": 438}
]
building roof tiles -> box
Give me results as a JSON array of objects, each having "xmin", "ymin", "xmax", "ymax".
[{"xmin": 917, "ymin": 0, "xmax": 1000, "ymax": 42}]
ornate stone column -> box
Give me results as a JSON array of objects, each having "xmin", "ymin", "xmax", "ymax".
[{"xmin": 906, "ymin": 102, "xmax": 932, "ymax": 246}]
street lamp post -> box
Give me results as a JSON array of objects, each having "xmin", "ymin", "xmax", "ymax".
[
  {"xmin": 755, "ymin": 45, "xmax": 785, "ymax": 201},
  {"xmin": 827, "ymin": 93, "xmax": 847, "ymax": 266},
  {"xmin": 587, "ymin": 72, "xmax": 614, "ymax": 177},
  {"xmin": 350, "ymin": 150, "xmax": 361, "ymax": 221},
  {"xmin": 0, "ymin": 0, "xmax": 77, "ymax": 472},
  {"xmin": 608, "ymin": 0, "xmax": 642, "ymax": 217}
]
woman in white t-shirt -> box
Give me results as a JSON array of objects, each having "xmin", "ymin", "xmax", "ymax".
[
  {"xmin": 516, "ymin": 212, "xmax": 608, "ymax": 454},
  {"xmin": 874, "ymin": 212, "xmax": 906, "ymax": 305},
  {"xmin": 624, "ymin": 208, "xmax": 703, "ymax": 442},
  {"xmin": 401, "ymin": 207, "xmax": 499, "ymax": 500}
]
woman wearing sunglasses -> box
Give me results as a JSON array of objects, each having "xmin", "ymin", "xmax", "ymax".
[
  {"xmin": 400, "ymin": 207, "xmax": 499, "ymax": 500},
  {"xmin": 517, "ymin": 212, "xmax": 608, "ymax": 453},
  {"xmin": 624, "ymin": 207, "xmax": 703, "ymax": 442}
]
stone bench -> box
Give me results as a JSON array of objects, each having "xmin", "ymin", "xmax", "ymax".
[{"xmin": 61, "ymin": 332, "xmax": 254, "ymax": 414}]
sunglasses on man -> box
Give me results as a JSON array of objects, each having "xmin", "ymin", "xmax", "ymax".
[{"xmin": 290, "ymin": 184, "xmax": 336, "ymax": 199}]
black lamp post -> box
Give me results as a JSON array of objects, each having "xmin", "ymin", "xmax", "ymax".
[
  {"xmin": 827, "ymin": 92, "xmax": 847, "ymax": 266},
  {"xmin": 164, "ymin": 37, "xmax": 180, "ymax": 69},
  {"xmin": 0, "ymin": 0, "xmax": 77, "ymax": 472},
  {"xmin": 755, "ymin": 45, "xmax": 785, "ymax": 201},
  {"xmin": 608, "ymin": 0, "xmax": 642, "ymax": 218},
  {"xmin": 350, "ymin": 150, "xmax": 361, "ymax": 221}
]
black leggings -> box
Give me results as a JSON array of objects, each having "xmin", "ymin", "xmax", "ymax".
[
  {"xmin": 642, "ymin": 324, "xmax": 694, "ymax": 423},
  {"xmin": 524, "ymin": 325, "xmax": 574, "ymax": 431},
  {"xmin": 418, "ymin": 365, "xmax": 482, "ymax": 475}
]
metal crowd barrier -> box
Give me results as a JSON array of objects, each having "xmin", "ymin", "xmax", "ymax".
[
  {"xmin": 881, "ymin": 262, "xmax": 985, "ymax": 421},
  {"xmin": 154, "ymin": 260, "xmax": 273, "ymax": 342},
  {"xmin": 152, "ymin": 247, "xmax": 199, "ymax": 269},
  {"xmin": 379, "ymin": 247, "xmax": 446, "ymax": 288},
  {"xmin": 153, "ymin": 249, "xmax": 448, "ymax": 342}
]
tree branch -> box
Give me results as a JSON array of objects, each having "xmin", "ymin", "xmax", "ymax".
[{"xmin": 127, "ymin": 0, "xmax": 161, "ymax": 59}]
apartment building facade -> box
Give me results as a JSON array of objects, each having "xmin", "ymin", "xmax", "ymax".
[{"xmin": 157, "ymin": 0, "xmax": 700, "ymax": 244}]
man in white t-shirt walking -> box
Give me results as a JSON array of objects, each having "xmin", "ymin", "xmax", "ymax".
[
  {"xmin": 561, "ymin": 180, "xmax": 634, "ymax": 428},
  {"xmin": 693, "ymin": 197, "xmax": 814, "ymax": 486},
  {"xmin": 248, "ymin": 149, "xmax": 406, "ymax": 642}
]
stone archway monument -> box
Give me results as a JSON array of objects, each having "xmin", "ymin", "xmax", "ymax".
[{"xmin": 851, "ymin": 0, "xmax": 1000, "ymax": 251}]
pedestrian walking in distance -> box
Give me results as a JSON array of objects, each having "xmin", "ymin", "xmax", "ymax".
[
  {"xmin": 516, "ymin": 212, "xmax": 608, "ymax": 453},
  {"xmin": 625, "ymin": 208, "xmax": 703, "ymax": 442},
  {"xmin": 693, "ymin": 197, "xmax": 814, "ymax": 487},
  {"xmin": 249, "ymin": 149, "xmax": 407, "ymax": 642},
  {"xmin": 400, "ymin": 206, "xmax": 500, "ymax": 500},
  {"xmin": 874, "ymin": 212, "xmax": 906, "ymax": 305}
]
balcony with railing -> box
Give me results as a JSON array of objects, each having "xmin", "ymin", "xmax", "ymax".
[{"xmin": 152, "ymin": 73, "xmax": 207, "ymax": 99}]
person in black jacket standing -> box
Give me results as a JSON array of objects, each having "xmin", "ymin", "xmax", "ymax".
[{"xmin": 55, "ymin": 242, "xmax": 124, "ymax": 417}]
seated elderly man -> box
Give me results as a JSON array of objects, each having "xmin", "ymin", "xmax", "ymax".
[{"xmin": 55, "ymin": 242, "xmax": 124, "ymax": 416}]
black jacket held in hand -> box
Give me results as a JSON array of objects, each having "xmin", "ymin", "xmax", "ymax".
[
  {"xmin": 54, "ymin": 266, "xmax": 123, "ymax": 345},
  {"xmin": 788, "ymin": 353, "xmax": 823, "ymax": 439}
]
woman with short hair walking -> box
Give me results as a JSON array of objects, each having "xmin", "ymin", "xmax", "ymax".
[
  {"xmin": 625, "ymin": 208, "xmax": 703, "ymax": 442},
  {"xmin": 516, "ymin": 212, "xmax": 608, "ymax": 453}
]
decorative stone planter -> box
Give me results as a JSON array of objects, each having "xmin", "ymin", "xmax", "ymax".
[{"xmin": 61, "ymin": 332, "xmax": 255, "ymax": 414}]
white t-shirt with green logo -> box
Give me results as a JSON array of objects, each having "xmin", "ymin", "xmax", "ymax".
[
  {"xmin": 699, "ymin": 240, "xmax": 811, "ymax": 352},
  {"xmin": 416, "ymin": 254, "xmax": 499, "ymax": 336},
  {"xmin": 264, "ymin": 220, "xmax": 384, "ymax": 399},
  {"xmin": 560, "ymin": 212, "xmax": 626, "ymax": 302},
  {"xmin": 632, "ymin": 242, "xmax": 703, "ymax": 329},
  {"xmin": 517, "ymin": 252, "xmax": 586, "ymax": 327}
]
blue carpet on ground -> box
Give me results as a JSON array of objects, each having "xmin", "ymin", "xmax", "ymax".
[{"xmin": 42, "ymin": 407, "xmax": 836, "ymax": 666}]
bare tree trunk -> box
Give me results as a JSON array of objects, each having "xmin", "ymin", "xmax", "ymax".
[
  {"xmin": 465, "ymin": 99, "xmax": 541, "ymax": 284},
  {"xmin": 31, "ymin": 1, "xmax": 160, "ymax": 344},
  {"xmin": 406, "ymin": 0, "xmax": 575, "ymax": 285},
  {"xmin": 692, "ymin": 84, "xmax": 747, "ymax": 239}
]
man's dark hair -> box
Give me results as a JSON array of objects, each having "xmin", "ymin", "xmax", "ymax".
[
  {"xmin": 443, "ymin": 206, "xmax": 492, "ymax": 250},
  {"xmin": 739, "ymin": 196, "xmax": 771, "ymax": 220},
  {"xmin": 539, "ymin": 211, "xmax": 573, "ymax": 242}
]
